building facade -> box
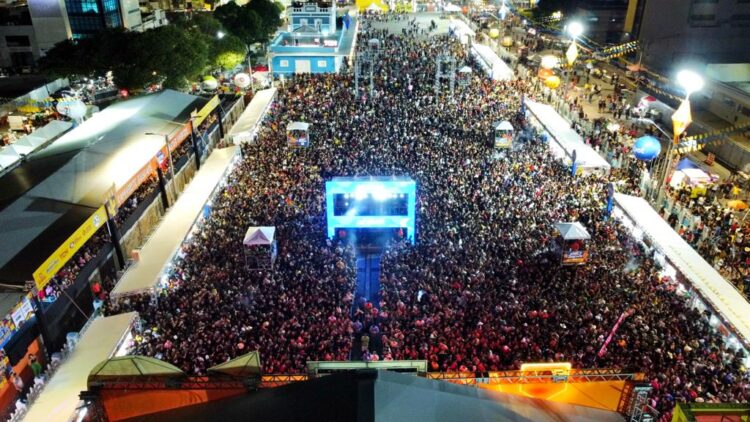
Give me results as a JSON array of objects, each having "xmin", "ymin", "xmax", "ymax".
[
  {"xmin": 632, "ymin": 0, "xmax": 750, "ymax": 72},
  {"xmin": 0, "ymin": 4, "xmax": 41, "ymax": 69},
  {"xmin": 288, "ymin": 1, "xmax": 336, "ymax": 34},
  {"xmin": 573, "ymin": 0, "xmax": 630, "ymax": 44}
]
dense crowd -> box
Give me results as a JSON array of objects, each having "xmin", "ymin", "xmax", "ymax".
[
  {"xmin": 496, "ymin": 13, "xmax": 750, "ymax": 303},
  {"xmin": 102, "ymin": 15, "xmax": 750, "ymax": 420},
  {"xmin": 38, "ymin": 230, "xmax": 111, "ymax": 304}
]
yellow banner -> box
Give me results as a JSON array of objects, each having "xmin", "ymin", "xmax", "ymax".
[
  {"xmin": 33, "ymin": 206, "xmax": 108, "ymax": 291},
  {"xmin": 192, "ymin": 95, "xmax": 220, "ymax": 127}
]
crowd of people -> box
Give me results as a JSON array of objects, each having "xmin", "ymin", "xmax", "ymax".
[
  {"xmin": 494, "ymin": 12, "xmax": 750, "ymax": 304},
  {"xmin": 101, "ymin": 14, "xmax": 750, "ymax": 421},
  {"xmin": 37, "ymin": 229, "xmax": 111, "ymax": 304},
  {"xmin": 664, "ymin": 182, "xmax": 750, "ymax": 295}
]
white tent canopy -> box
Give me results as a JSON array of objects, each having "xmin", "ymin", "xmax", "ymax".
[
  {"xmin": 286, "ymin": 121, "xmax": 310, "ymax": 131},
  {"xmin": 614, "ymin": 193, "xmax": 750, "ymax": 348},
  {"xmin": 227, "ymin": 88, "xmax": 277, "ymax": 144},
  {"xmin": 525, "ymin": 99, "xmax": 611, "ymax": 173},
  {"xmin": 494, "ymin": 121, "xmax": 514, "ymax": 131},
  {"xmin": 471, "ymin": 44, "xmax": 513, "ymax": 81},
  {"xmin": 459, "ymin": 66, "xmax": 473, "ymax": 74},
  {"xmin": 244, "ymin": 226, "xmax": 276, "ymax": 246},
  {"xmin": 555, "ymin": 222, "xmax": 591, "ymax": 240},
  {"xmin": 24, "ymin": 312, "xmax": 137, "ymax": 422}
]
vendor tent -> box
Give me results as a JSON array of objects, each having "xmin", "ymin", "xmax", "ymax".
[
  {"xmin": 555, "ymin": 222, "xmax": 591, "ymax": 240},
  {"xmin": 6, "ymin": 141, "xmax": 33, "ymax": 155},
  {"xmin": 243, "ymin": 226, "xmax": 275, "ymax": 246},
  {"xmin": 286, "ymin": 122, "xmax": 310, "ymax": 132},
  {"xmin": 208, "ymin": 351, "xmax": 262, "ymax": 377},
  {"xmin": 0, "ymin": 147, "xmax": 20, "ymax": 169},
  {"xmin": 88, "ymin": 356, "xmax": 184, "ymax": 384},
  {"xmin": 494, "ymin": 121, "xmax": 513, "ymax": 132},
  {"xmin": 670, "ymin": 168, "xmax": 714, "ymax": 187},
  {"xmin": 676, "ymin": 157, "xmax": 700, "ymax": 171}
]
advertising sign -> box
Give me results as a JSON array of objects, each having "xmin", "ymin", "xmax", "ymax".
[
  {"xmin": 562, "ymin": 239, "xmax": 589, "ymax": 265},
  {"xmin": 33, "ymin": 206, "xmax": 108, "ymax": 290}
]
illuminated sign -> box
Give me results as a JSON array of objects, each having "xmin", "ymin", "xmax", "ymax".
[{"xmin": 325, "ymin": 177, "xmax": 416, "ymax": 243}]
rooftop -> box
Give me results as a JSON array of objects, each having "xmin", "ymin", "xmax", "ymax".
[{"xmin": 0, "ymin": 90, "xmax": 210, "ymax": 286}]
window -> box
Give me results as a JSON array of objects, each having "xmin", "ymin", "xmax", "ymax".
[
  {"xmin": 689, "ymin": 13, "xmax": 717, "ymax": 26},
  {"xmin": 4, "ymin": 36, "xmax": 30, "ymax": 47},
  {"xmin": 731, "ymin": 13, "xmax": 750, "ymax": 26},
  {"xmin": 279, "ymin": 60, "xmax": 289, "ymax": 67}
]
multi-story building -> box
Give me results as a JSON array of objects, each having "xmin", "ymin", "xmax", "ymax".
[
  {"xmin": 628, "ymin": 0, "xmax": 750, "ymax": 72},
  {"xmin": 0, "ymin": 0, "xmax": 165, "ymax": 70},
  {"xmin": 28, "ymin": 0, "xmax": 141, "ymax": 46},
  {"xmin": 0, "ymin": 3, "xmax": 40, "ymax": 69},
  {"xmin": 572, "ymin": 0, "xmax": 630, "ymax": 44},
  {"xmin": 288, "ymin": 0, "xmax": 336, "ymax": 34}
]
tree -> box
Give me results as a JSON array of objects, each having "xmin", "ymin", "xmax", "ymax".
[
  {"xmin": 246, "ymin": 0, "xmax": 283, "ymax": 39},
  {"xmin": 140, "ymin": 25, "xmax": 210, "ymax": 89},
  {"xmin": 214, "ymin": 2, "xmax": 265, "ymax": 45},
  {"xmin": 38, "ymin": 39, "xmax": 96, "ymax": 78},
  {"xmin": 212, "ymin": 34, "xmax": 247, "ymax": 70},
  {"xmin": 40, "ymin": 25, "xmax": 211, "ymax": 91}
]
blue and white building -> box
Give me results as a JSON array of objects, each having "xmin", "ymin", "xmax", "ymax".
[
  {"xmin": 268, "ymin": 1, "xmax": 358, "ymax": 75},
  {"xmin": 288, "ymin": 0, "xmax": 336, "ymax": 34}
]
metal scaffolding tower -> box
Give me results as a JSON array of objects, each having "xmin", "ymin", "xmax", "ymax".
[
  {"xmin": 355, "ymin": 50, "xmax": 377, "ymax": 98},
  {"xmin": 435, "ymin": 54, "xmax": 456, "ymax": 96}
]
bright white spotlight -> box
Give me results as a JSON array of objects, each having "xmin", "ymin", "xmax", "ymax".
[
  {"xmin": 676, "ymin": 70, "xmax": 704, "ymax": 97},
  {"xmin": 567, "ymin": 21, "xmax": 584, "ymax": 38},
  {"xmin": 540, "ymin": 55, "xmax": 559, "ymax": 70},
  {"xmin": 217, "ymin": 31, "xmax": 226, "ymax": 39}
]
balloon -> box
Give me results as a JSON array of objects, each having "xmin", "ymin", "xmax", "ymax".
[
  {"xmin": 202, "ymin": 75, "xmax": 218, "ymax": 90},
  {"xmin": 56, "ymin": 98, "xmax": 87, "ymax": 119},
  {"xmin": 489, "ymin": 28, "xmax": 500, "ymax": 39},
  {"xmin": 633, "ymin": 135, "xmax": 662, "ymax": 161},
  {"xmin": 501, "ymin": 36, "xmax": 513, "ymax": 47},
  {"xmin": 233, "ymin": 72, "xmax": 251, "ymax": 88},
  {"xmin": 202, "ymin": 78, "xmax": 218, "ymax": 90},
  {"xmin": 544, "ymin": 75, "xmax": 561, "ymax": 89},
  {"xmin": 537, "ymin": 68, "xmax": 554, "ymax": 80}
]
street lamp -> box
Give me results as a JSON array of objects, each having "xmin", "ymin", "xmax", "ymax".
[
  {"xmin": 647, "ymin": 69, "xmax": 704, "ymax": 204},
  {"xmin": 564, "ymin": 22, "xmax": 584, "ymax": 91},
  {"xmin": 567, "ymin": 21, "xmax": 584, "ymax": 39},
  {"xmin": 217, "ymin": 31, "xmax": 226, "ymax": 39},
  {"xmin": 677, "ymin": 70, "xmax": 704, "ymax": 98}
]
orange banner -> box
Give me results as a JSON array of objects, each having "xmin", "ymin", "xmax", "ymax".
[{"xmin": 116, "ymin": 159, "xmax": 157, "ymax": 206}]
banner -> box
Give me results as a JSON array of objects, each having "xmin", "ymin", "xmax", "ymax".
[
  {"xmin": 566, "ymin": 42, "xmax": 578, "ymax": 66},
  {"xmin": 10, "ymin": 295, "xmax": 34, "ymax": 329},
  {"xmin": 672, "ymin": 99, "xmax": 692, "ymax": 143},
  {"xmin": 597, "ymin": 309, "xmax": 634, "ymax": 357},
  {"xmin": 168, "ymin": 123, "xmax": 193, "ymax": 152},
  {"xmin": 33, "ymin": 205, "xmax": 108, "ymax": 291},
  {"xmin": 192, "ymin": 95, "xmax": 220, "ymax": 127},
  {"xmin": 562, "ymin": 239, "xmax": 588, "ymax": 265},
  {"xmin": 116, "ymin": 159, "xmax": 157, "ymax": 206}
]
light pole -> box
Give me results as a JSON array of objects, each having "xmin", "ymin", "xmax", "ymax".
[
  {"xmin": 649, "ymin": 69, "xmax": 704, "ymax": 204},
  {"xmin": 564, "ymin": 21, "xmax": 583, "ymax": 92}
]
